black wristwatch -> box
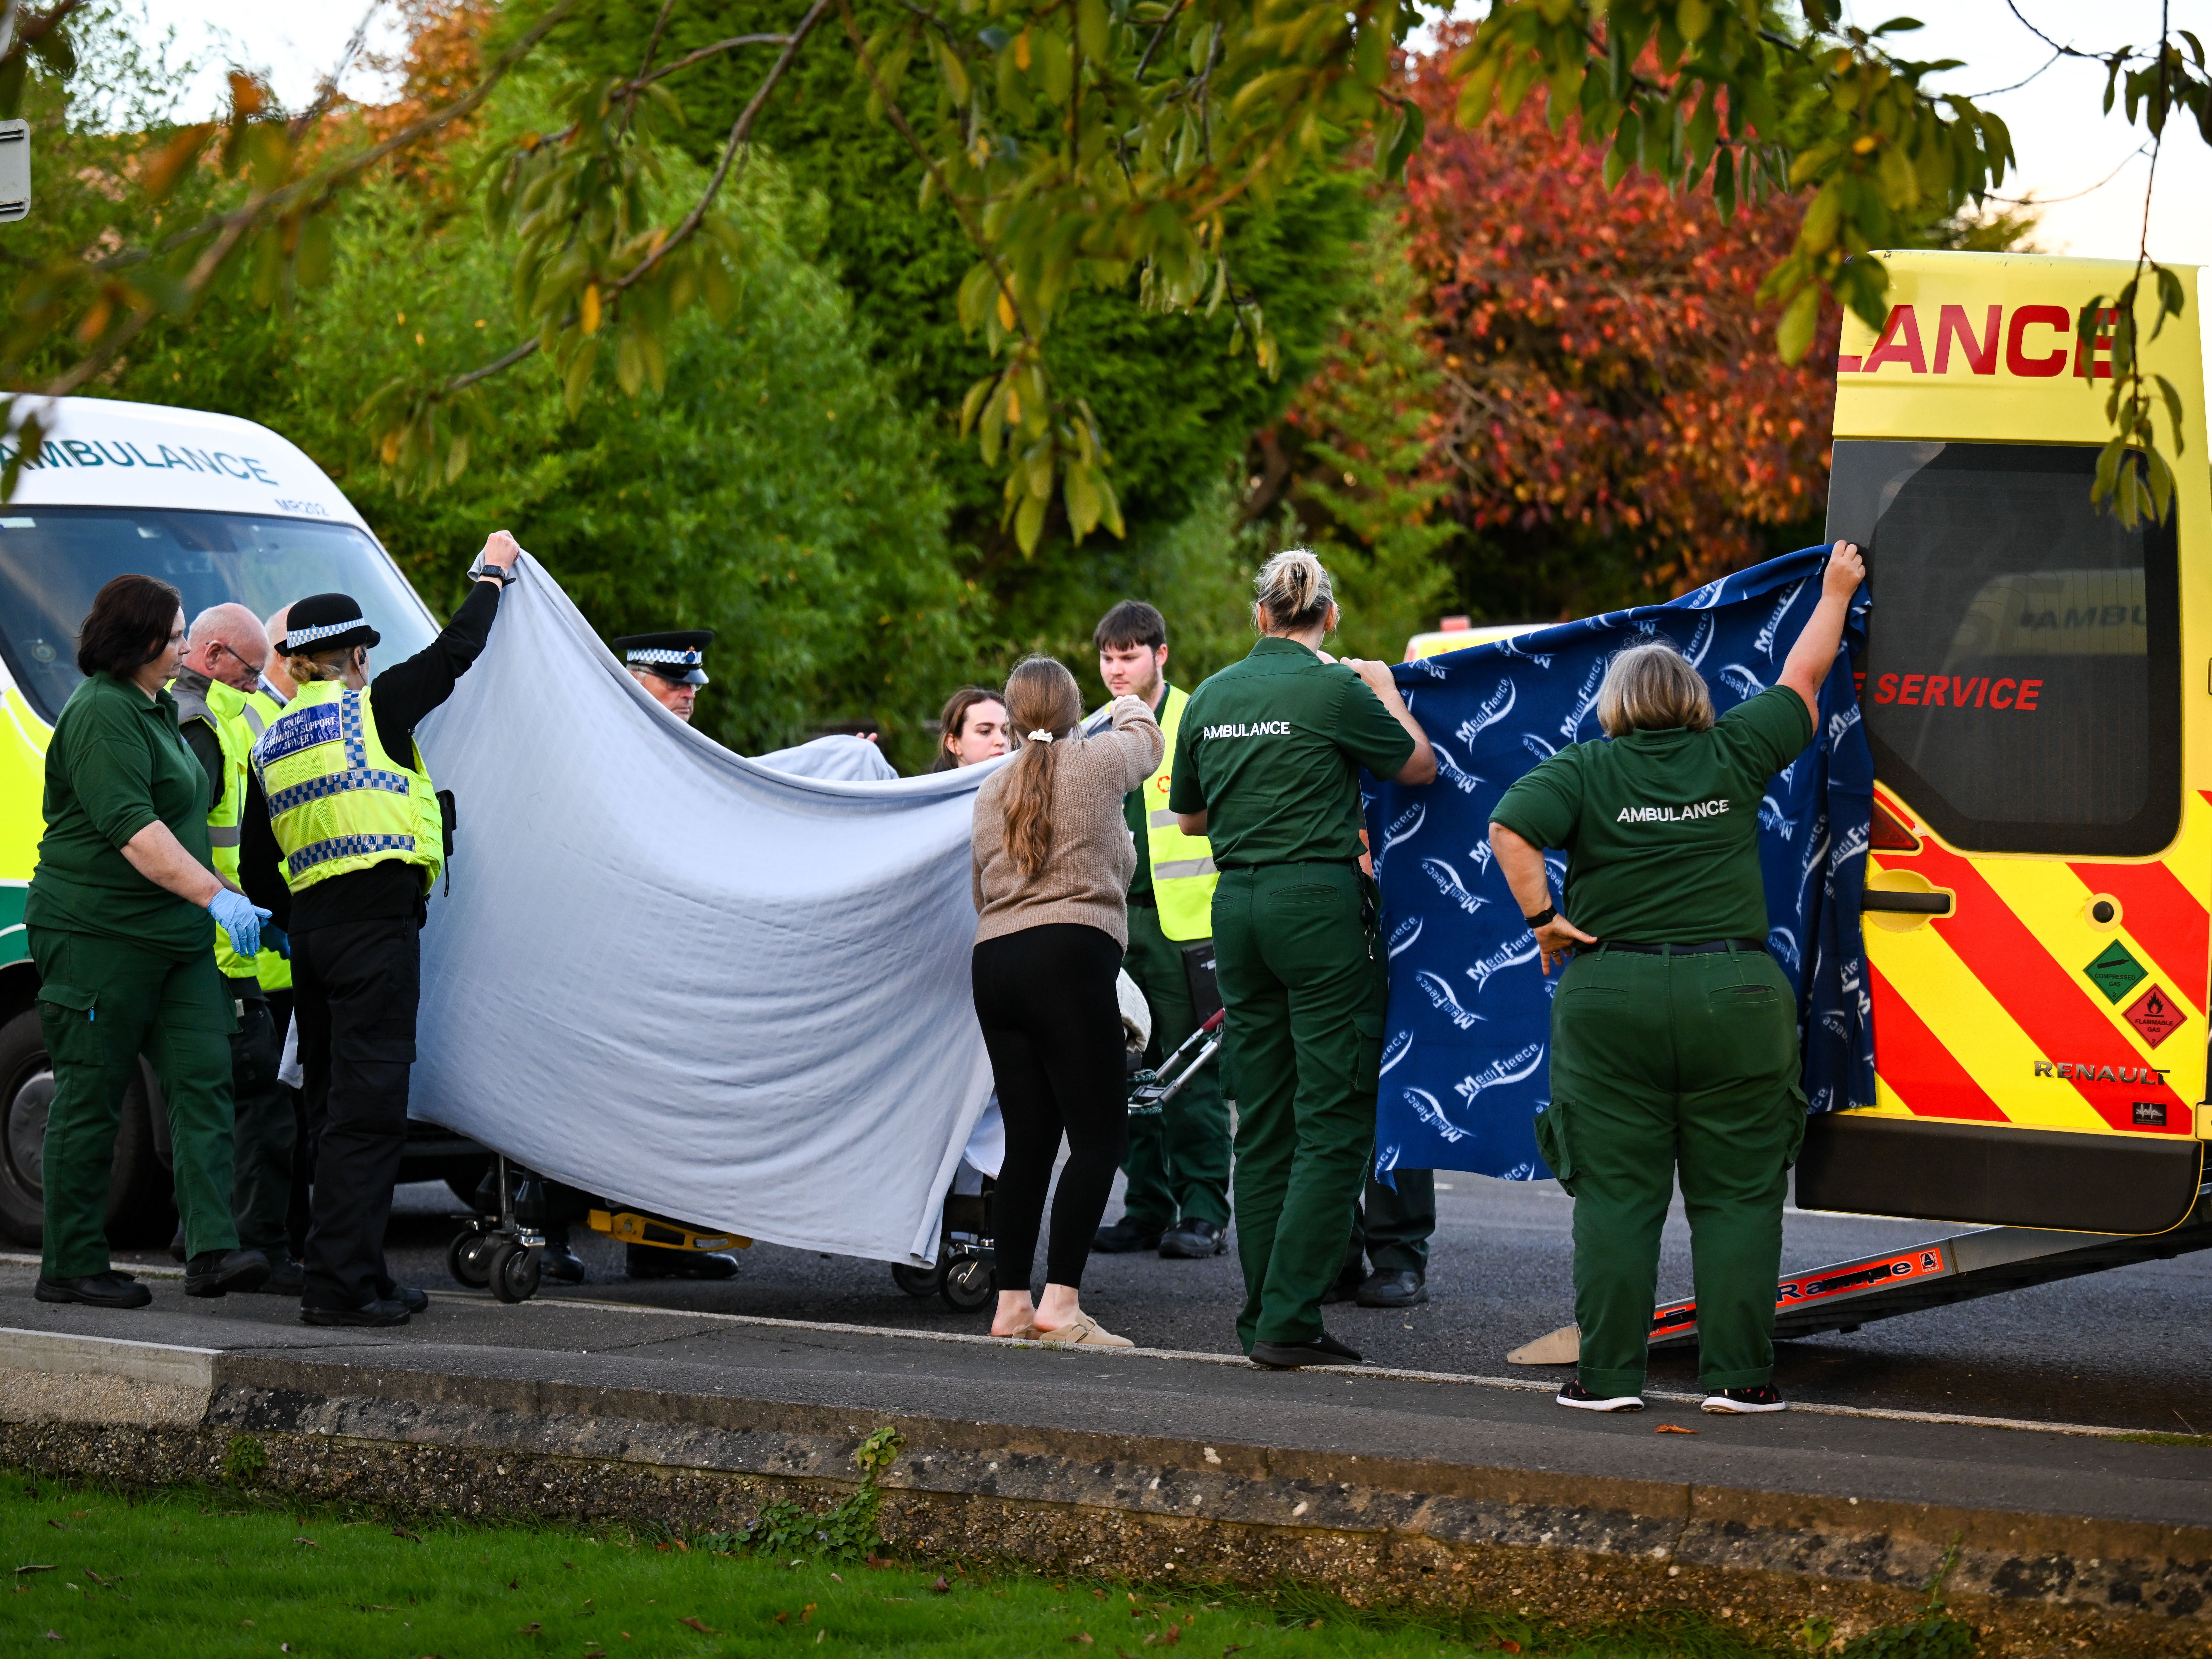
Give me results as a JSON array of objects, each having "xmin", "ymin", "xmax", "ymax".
[
  {"xmin": 1525, "ymin": 904, "xmax": 1557, "ymax": 929},
  {"xmin": 468, "ymin": 552, "xmax": 518, "ymax": 586}
]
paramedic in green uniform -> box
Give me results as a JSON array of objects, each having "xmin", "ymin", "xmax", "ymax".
[
  {"xmin": 29, "ymin": 575, "xmax": 272, "ymax": 1309},
  {"xmin": 1169, "ymin": 550, "xmax": 1436, "ymax": 1368},
  {"xmin": 1488, "ymin": 542, "xmax": 1864, "ymax": 1416}
]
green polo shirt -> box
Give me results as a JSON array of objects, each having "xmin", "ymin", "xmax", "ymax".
[
  {"xmin": 1488, "ymin": 685, "xmax": 1813, "ymax": 945},
  {"xmin": 27, "ymin": 670, "xmax": 218, "ymax": 961},
  {"xmin": 1168, "ymin": 638, "xmax": 1415, "ymax": 868}
]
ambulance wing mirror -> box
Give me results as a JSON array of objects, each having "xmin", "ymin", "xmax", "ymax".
[{"xmin": 0, "ymin": 122, "xmax": 26, "ymax": 223}]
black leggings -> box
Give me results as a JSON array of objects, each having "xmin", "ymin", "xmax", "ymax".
[{"xmin": 972, "ymin": 923, "xmax": 1129, "ymax": 1292}]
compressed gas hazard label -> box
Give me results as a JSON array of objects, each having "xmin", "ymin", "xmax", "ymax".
[
  {"xmin": 2083, "ymin": 940, "xmax": 2149, "ymax": 1004},
  {"xmin": 2122, "ymin": 984, "xmax": 2187, "ymax": 1049}
]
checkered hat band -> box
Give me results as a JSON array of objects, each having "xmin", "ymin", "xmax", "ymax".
[
  {"xmin": 285, "ymin": 619, "xmax": 364, "ymax": 648},
  {"xmin": 627, "ymin": 647, "xmax": 702, "ymax": 666}
]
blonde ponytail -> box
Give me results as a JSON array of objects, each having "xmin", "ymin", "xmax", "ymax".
[
  {"xmin": 1253, "ymin": 548, "xmax": 1335, "ymax": 635},
  {"xmin": 999, "ymin": 655, "xmax": 1084, "ymax": 879}
]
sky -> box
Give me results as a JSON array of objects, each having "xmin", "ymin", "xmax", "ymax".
[{"xmin": 138, "ymin": 0, "xmax": 2212, "ymax": 383}]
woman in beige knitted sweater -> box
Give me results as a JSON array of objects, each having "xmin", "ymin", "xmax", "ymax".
[{"xmin": 972, "ymin": 655, "xmax": 1163, "ymax": 1347}]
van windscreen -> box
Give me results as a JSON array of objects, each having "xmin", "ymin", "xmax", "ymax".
[
  {"xmin": 1828, "ymin": 440, "xmax": 2180, "ymax": 857},
  {"xmin": 0, "ymin": 507, "xmax": 436, "ymax": 724}
]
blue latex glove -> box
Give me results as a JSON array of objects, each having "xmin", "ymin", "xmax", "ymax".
[{"xmin": 208, "ymin": 889, "xmax": 271, "ymax": 959}]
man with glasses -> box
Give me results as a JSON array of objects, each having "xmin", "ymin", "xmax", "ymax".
[{"xmin": 170, "ymin": 605, "xmax": 298, "ymax": 1289}]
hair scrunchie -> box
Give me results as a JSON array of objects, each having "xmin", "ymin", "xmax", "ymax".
[{"xmin": 1026, "ymin": 729, "xmax": 1056, "ymax": 744}]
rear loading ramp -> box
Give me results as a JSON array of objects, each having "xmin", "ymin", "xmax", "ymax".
[{"xmin": 1505, "ymin": 1182, "xmax": 2212, "ymax": 1364}]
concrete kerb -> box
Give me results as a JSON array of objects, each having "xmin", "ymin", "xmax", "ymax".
[{"xmin": 2, "ymin": 1324, "xmax": 2209, "ymax": 1657}]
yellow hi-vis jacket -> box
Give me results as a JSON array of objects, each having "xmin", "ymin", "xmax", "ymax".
[
  {"xmin": 1143, "ymin": 684, "xmax": 1218, "ymax": 942},
  {"xmin": 217, "ymin": 681, "xmax": 294, "ymax": 992},
  {"xmin": 251, "ymin": 679, "xmax": 444, "ymax": 895},
  {"xmin": 171, "ymin": 675, "xmax": 257, "ymax": 981}
]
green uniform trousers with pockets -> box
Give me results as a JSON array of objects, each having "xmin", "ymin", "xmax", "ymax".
[
  {"xmin": 1213, "ymin": 861, "xmax": 1387, "ymax": 1352},
  {"xmin": 31, "ymin": 925, "xmax": 239, "ymax": 1279},
  {"xmin": 1538, "ymin": 942, "xmax": 1806, "ymax": 1398},
  {"xmin": 1118, "ymin": 901, "xmax": 1233, "ymax": 1230}
]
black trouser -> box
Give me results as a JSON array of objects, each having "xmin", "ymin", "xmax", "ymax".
[
  {"xmin": 226, "ymin": 983, "xmax": 294, "ymax": 1258},
  {"xmin": 266, "ymin": 987, "xmax": 314, "ymax": 1259},
  {"xmin": 972, "ymin": 923, "xmax": 1128, "ymax": 1293},
  {"xmin": 1344, "ymin": 1169, "xmax": 1436, "ymax": 1276},
  {"xmin": 292, "ymin": 916, "xmax": 420, "ymax": 1310}
]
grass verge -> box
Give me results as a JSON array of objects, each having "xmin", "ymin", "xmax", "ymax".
[{"xmin": 4, "ymin": 1467, "xmax": 1978, "ymax": 1658}]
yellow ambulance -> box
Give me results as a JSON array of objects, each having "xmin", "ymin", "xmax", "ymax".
[
  {"xmin": 1799, "ymin": 250, "xmax": 2210, "ymax": 1238},
  {"xmin": 0, "ymin": 397, "xmax": 480, "ymax": 1246}
]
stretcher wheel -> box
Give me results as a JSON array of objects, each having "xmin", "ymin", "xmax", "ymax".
[
  {"xmin": 447, "ymin": 1227, "xmax": 496, "ymax": 1290},
  {"xmin": 488, "ymin": 1240, "xmax": 541, "ymax": 1303},
  {"xmin": 890, "ymin": 1263, "xmax": 942, "ymax": 1298},
  {"xmin": 941, "ymin": 1257, "xmax": 993, "ymax": 1314}
]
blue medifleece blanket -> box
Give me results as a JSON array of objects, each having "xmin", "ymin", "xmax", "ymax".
[{"xmin": 1364, "ymin": 546, "xmax": 1876, "ymax": 1183}]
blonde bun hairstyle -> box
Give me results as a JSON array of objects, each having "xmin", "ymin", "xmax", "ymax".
[{"xmin": 1253, "ymin": 548, "xmax": 1336, "ymax": 636}]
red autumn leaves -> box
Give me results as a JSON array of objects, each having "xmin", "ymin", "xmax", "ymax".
[{"xmin": 1395, "ymin": 27, "xmax": 1837, "ymax": 600}]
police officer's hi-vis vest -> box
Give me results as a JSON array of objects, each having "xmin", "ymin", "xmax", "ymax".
[
  {"xmin": 1145, "ymin": 685, "xmax": 1218, "ymax": 942},
  {"xmin": 251, "ymin": 680, "xmax": 445, "ymax": 895}
]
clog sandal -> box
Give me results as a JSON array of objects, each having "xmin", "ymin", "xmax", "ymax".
[{"xmin": 1034, "ymin": 1313, "xmax": 1133, "ymax": 1349}]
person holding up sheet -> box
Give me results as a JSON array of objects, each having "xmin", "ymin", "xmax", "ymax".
[
  {"xmin": 1487, "ymin": 542, "xmax": 1865, "ymax": 1418},
  {"xmin": 970, "ymin": 656, "xmax": 1162, "ymax": 1349},
  {"xmin": 1167, "ymin": 550, "xmax": 1436, "ymax": 1370}
]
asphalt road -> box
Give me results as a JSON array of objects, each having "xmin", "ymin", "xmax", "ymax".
[{"xmin": 155, "ymin": 1169, "xmax": 2204, "ymax": 1439}]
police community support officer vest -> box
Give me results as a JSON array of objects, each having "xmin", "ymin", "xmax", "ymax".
[
  {"xmin": 251, "ymin": 679, "xmax": 445, "ymax": 895},
  {"xmin": 1146, "ymin": 685, "xmax": 1218, "ymax": 942}
]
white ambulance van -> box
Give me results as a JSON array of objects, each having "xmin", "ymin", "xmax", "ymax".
[{"xmin": 0, "ymin": 397, "xmax": 484, "ymax": 1246}]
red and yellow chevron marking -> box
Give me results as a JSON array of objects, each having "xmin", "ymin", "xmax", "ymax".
[{"xmin": 1861, "ymin": 788, "xmax": 2206, "ymax": 1138}]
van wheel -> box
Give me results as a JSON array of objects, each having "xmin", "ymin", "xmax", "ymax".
[{"xmin": 0, "ymin": 1009, "xmax": 177, "ymax": 1248}]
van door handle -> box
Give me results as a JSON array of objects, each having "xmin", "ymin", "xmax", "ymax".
[{"xmin": 1862, "ymin": 890, "xmax": 1952, "ymax": 916}]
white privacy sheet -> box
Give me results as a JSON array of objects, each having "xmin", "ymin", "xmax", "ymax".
[{"xmin": 410, "ymin": 555, "xmax": 996, "ymax": 1266}]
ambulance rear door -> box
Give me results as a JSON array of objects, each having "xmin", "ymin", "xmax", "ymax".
[{"xmin": 1804, "ymin": 250, "xmax": 2209, "ymax": 1235}]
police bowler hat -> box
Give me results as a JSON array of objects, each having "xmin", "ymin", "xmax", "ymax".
[{"xmin": 279, "ymin": 592, "xmax": 381, "ymax": 655}]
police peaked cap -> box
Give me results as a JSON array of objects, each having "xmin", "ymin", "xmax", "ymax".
[
  {"xmin": 614, "ymin": 629, "xmax": 715, "ymax": 687},
  {"xmin": 278, "ymin": 592, "xmax": 380, "ymax": 655}
]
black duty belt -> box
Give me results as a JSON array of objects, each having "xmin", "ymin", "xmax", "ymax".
[{"xmin": 1599, "ymin": 939, "xmax": 1767, "ymax": 956}]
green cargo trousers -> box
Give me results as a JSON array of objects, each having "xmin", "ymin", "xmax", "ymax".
[
  {"xmin": 1213, "ymin": 861, "xmax": 1386, "ymax": 1352},
  {"xmin": 1117, "ymin": 901, "xmax": 1232, "ymax": 1230},
  {"xmin": 1539, "ymin": 942, "xmax": 1806, "ymax": 1398},
  {"xmin": 31, "ymin": 926, "xmax": 239, "ymax": 1280}
]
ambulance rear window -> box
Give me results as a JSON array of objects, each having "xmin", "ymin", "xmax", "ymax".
[{"xmin": 1828, "ymin": 440, "xmax": 2180, "ymax": 857}]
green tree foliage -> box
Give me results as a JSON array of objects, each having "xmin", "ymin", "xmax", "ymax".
[
  {"xmin": 535, "ymin": 0, "xmax": 1369, "ymax": 661},
  {"xmin": 26, "ymin": 17, "xmax": 972, "ymax": 769},
  {"xmin": 292, "ymin": 162, "xmax": 973, "ymax": 768},
  {"xmin": 1241, "ymin": 202, "xmax": 1453, "ymax": 661}
]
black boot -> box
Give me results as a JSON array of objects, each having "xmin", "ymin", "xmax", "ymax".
[
  {"xmin": 1356, "ymin": 1269, "xmax": 1428, "ymax": 1308},
  {"xmin": 539, "ymin": 1241, "xmax": 587, "ymax": 1284},
  {"xmin": 1092, "ymin": 1214, "xmax": 1165, "ymax": 1254},
  {"xmin": 185, "ymin": 1248, "xmax": 271, "ymax": 1298},
  {"xmin": 626, "ymin": 1243, "xmax": 737, "ymax": 1280},
  {"xmin": 300, "ymin": 1297, "xmax": 410, "ymax": 1327},
  {"xmin": 1158, "ymin": 1218, "xmax": 1228, "ymax": 1258},
  {"xmin": 35, "ymin": 1271, "xmax": 152, "ymax": 1309}
]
